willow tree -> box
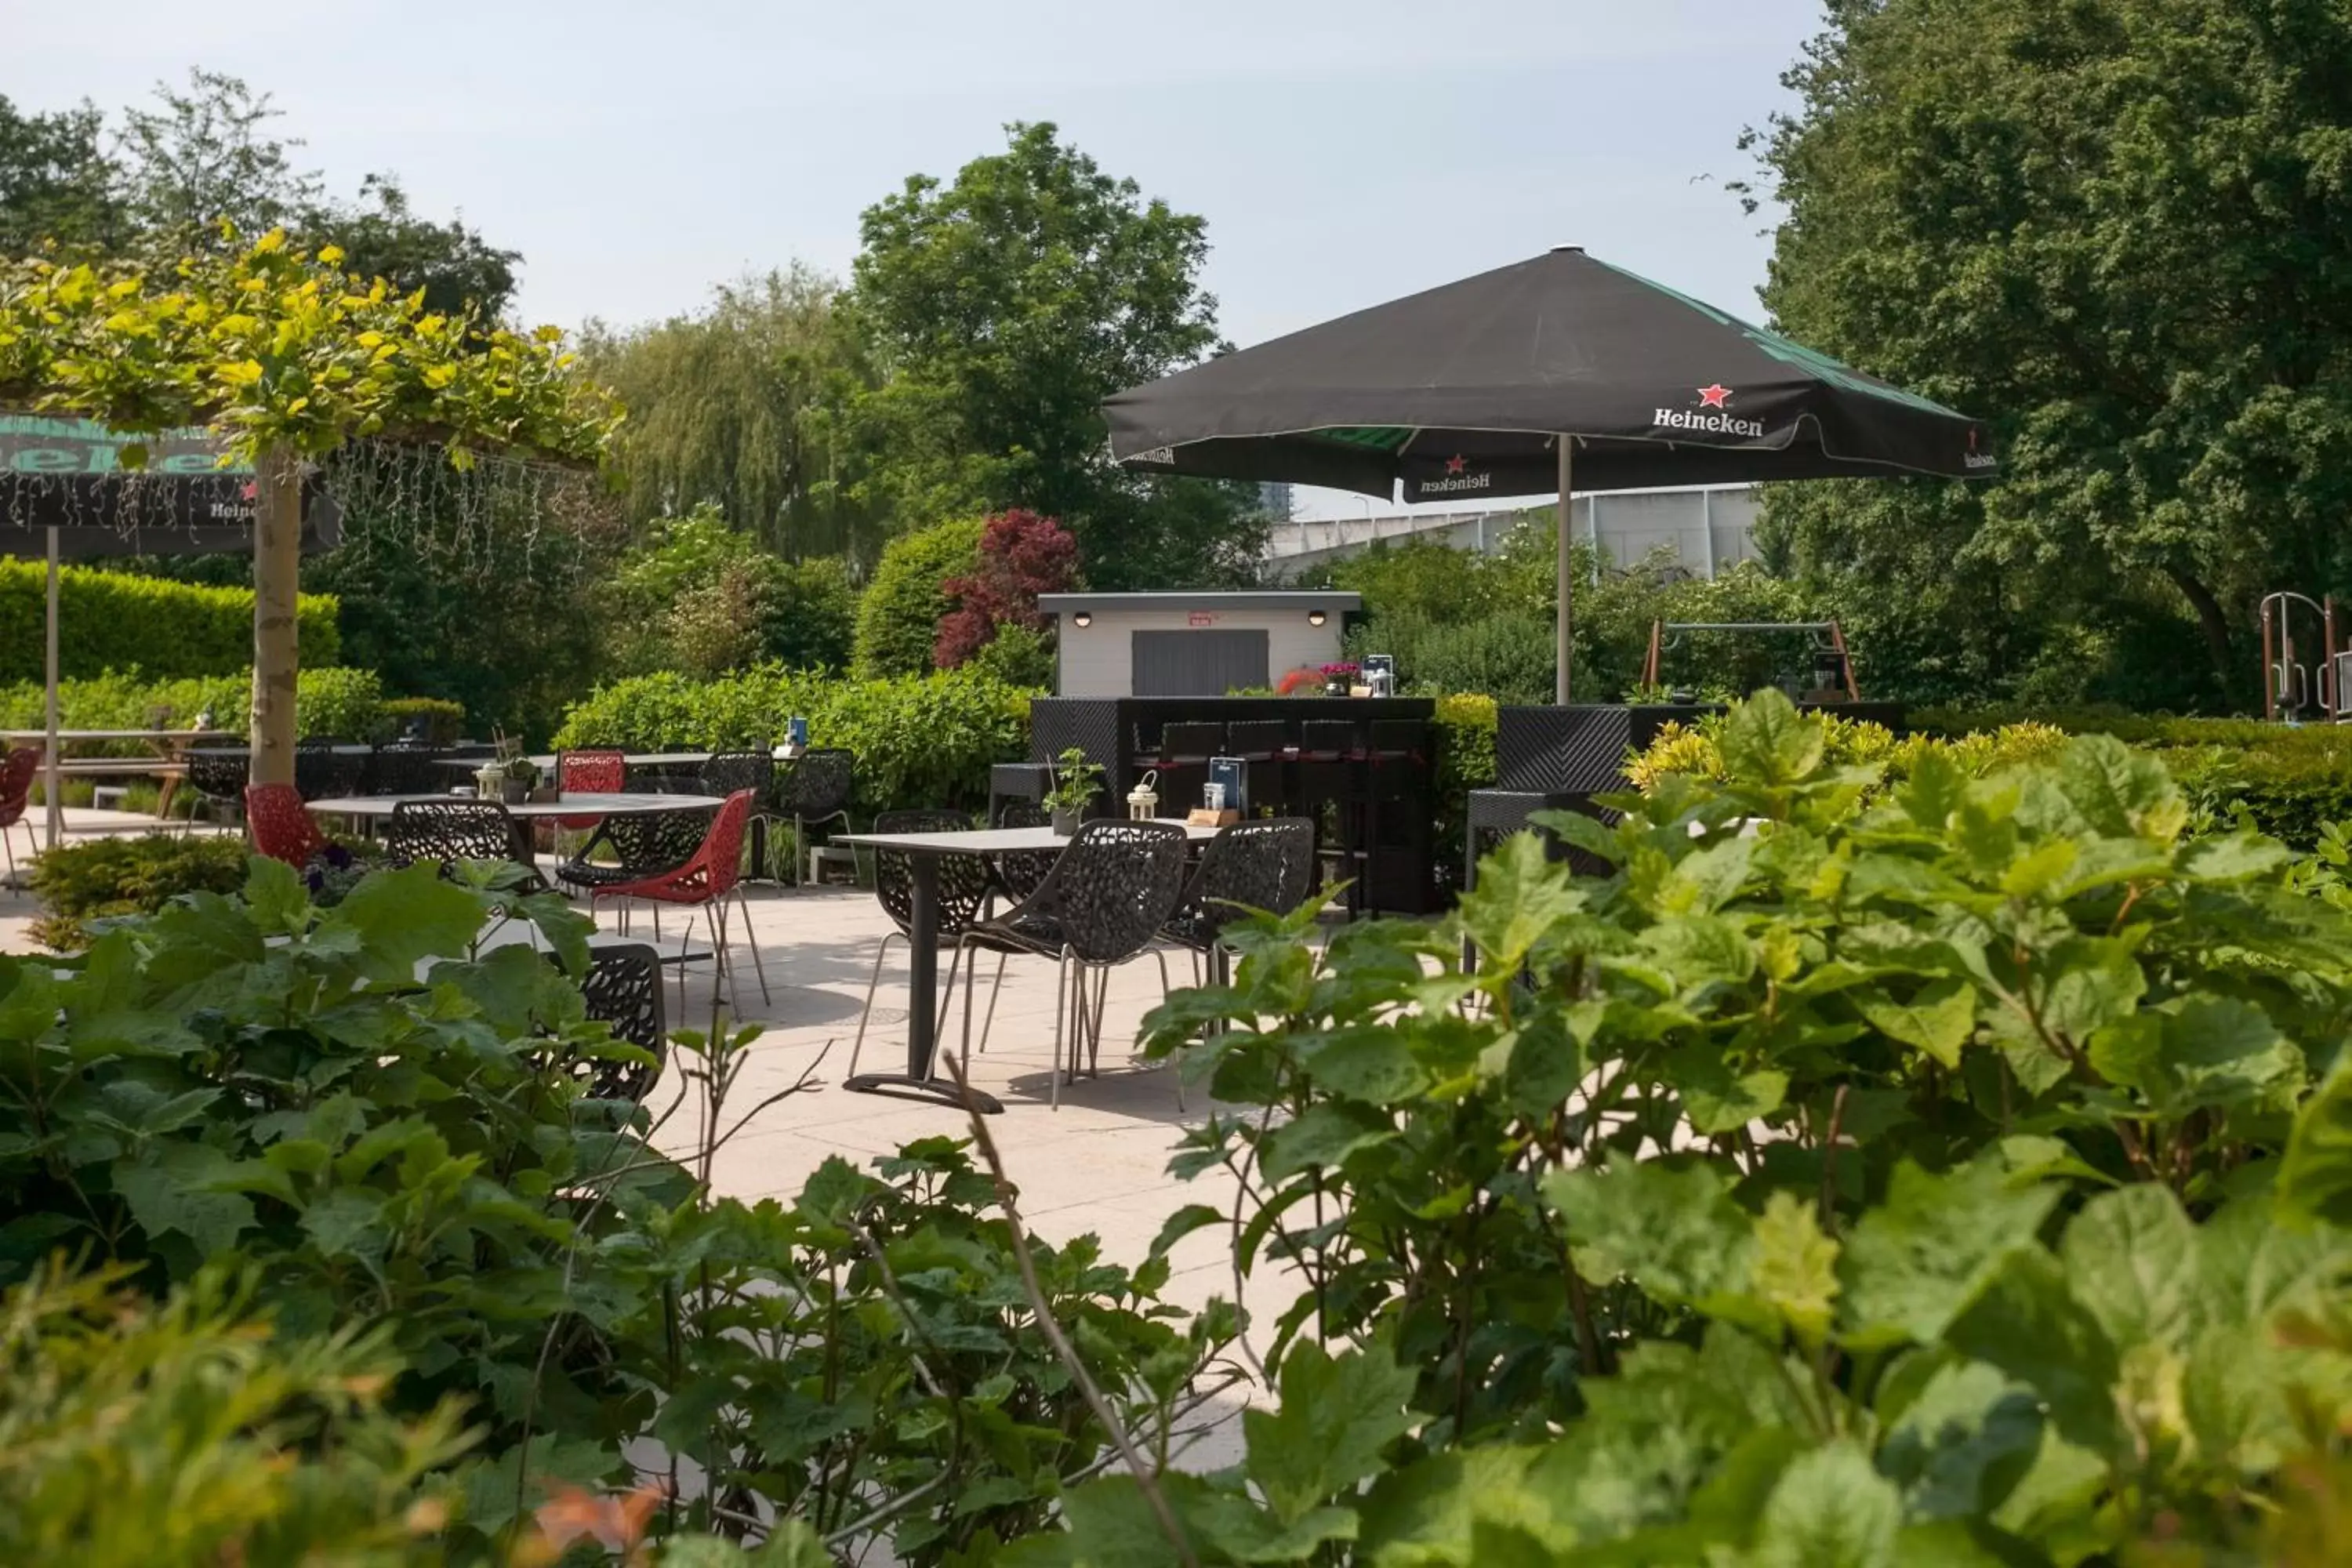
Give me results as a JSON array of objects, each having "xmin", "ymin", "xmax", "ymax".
[{"xmin": 0, "ymin": 230, "xmax": 618, "ymax": 782}]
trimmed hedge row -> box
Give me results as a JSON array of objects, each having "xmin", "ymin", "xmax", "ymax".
[
  {"xmin": 552, "ymin": 665, "xmax": 1033, "ymax": 815},
  {"xmin": 0, "ymin": 560, "xmax": 339, "ymax": 683},
  {"xmin": 0, "ymin": 668, "xmax": 387, "ymax": 750}
]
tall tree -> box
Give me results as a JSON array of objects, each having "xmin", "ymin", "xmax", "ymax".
[
  {"xmin": 582, "ymin": 267, "xmax": 873, "ymax": 558},
  {"xmin": 0, "ymin": 234, "xmax": 616, "ymax": 780},
  {"xmin": 845, "ymin": 122, "xmax": 1269, "ymax": 588},
  {"xmin": 0, "ymin": 96, "xmax": 125, "ymax": 255},
  {"xmin": 113, "ymin": 70, "xmax": 321, "ymax": 252},
  {"xmin": 1745, "ymin": 0, "xmax": 2352, "ymax": 707}
]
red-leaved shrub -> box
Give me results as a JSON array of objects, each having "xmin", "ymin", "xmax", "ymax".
[{"xmin": 934, "ymin": 510, "xmax": 1080, "ymax": 669}]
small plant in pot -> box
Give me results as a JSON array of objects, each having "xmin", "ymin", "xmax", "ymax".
[
  {"xmin": 1320, "ymin": 660, "xmax": 1360, "ymax": 696},
  {"xmin": 1044, "ymin": 746, "xmax": 1099, "ymax": 836},
  {"xmin": 501, "ymin": 756, "xmax": 540, "ymax": 804}
]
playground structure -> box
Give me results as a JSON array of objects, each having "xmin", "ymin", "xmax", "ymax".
[
  {"xmin": 2259, "ymin": 591, "xmax": 2350, "ymax": 723},
  {"xmin": 1641, "ymin": 619, "xmax": 1861, "ymax": 703}
]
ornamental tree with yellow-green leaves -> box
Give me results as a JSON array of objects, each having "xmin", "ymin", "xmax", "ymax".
[{"xmin": 0, "ymin": 229, "xmax": 619, "ymax": 784}]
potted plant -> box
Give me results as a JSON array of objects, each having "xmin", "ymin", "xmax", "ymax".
[
  {"xmin": 502, "ymin": 756, "xmax": 540, "ymax": 804},
  {"xmin": 1044, "ymin": 746, "xmax": 1099, "ymax": 836},
  {"xmin": 1320, "ymin": 661, "xmax": 1360, "ymax": 698}
]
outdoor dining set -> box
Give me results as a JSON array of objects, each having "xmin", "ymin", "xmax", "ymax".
[{"xmin": 164, "ymin": 731, "xmax": 1317, "ymax": 1116}]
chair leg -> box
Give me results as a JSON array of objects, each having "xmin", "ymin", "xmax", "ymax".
[
  {"xmin": 731, "ymin": 884, "xmax": 770, "ymax": 1005},
  {"xmin": 847, "ymin": 929, "xmax": 904, "ymax": 1079},
  {"xmin": 1050, "ymin": 947, "xmax": 1075, "ymax": 1111},
  {"xmin": 975, "ymin": 952, "xmax": 1008, "ymax": 1055}
]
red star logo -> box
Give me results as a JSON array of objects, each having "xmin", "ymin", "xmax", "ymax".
[
  {"xmin": 1444, "ymin": 454, "xmax": 1468, "ymax": 474},
  {"xmin": 238, "ymin": 482, "xmax": 257, "ymax": 501},
  {"xmin": 1697, "ymin": 384, "xmax": 1732, "ymax": 408}
]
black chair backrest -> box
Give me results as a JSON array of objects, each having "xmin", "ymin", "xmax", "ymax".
[
  {"xmin": 569, "ymin": 942, "xmax": 666, "ymax": 1102},
  {"xmin": 1014, "ymin": 819, "xmax": 1190, "ymax": 963},
  {"xmin": 779, "ymin": 748, "xmax": 855, "ymax": 817},
  {"xmin": 701, "ymin": 750, "xmax": 774, "ymax": 800},
  {"xmin": 602, "ymin": 808, "xmax": 709, "ymax": 876},
  {"xmin": 1299, "ymin": 719, "xmax": 1361, "ymax": 760},
  {"xmin": 294, "ymin": 742, "xmax": 366, "ymax": 802},
  {"xmin": 186, "ymin": 747, "xmax": 250, "ymax": 803},
  {"xmin": 388, "ymin": 799, "xmax": 515, "ymax": 868},
  {"xmin": 993, "ymin": 799, "xmax": 1057, "ymax": 901},
  {"xmin": 1224, "ymin": 719, "xmax": 1290, "ymax": 759},
  {"xmin": 871, "ymin": 808, "xmax": 993, "ymax": 940},
  {"xmin": 366, "ymin": 745, "xmax": 447, "ymax": 798},
  {"xmin": 1174, "ymin": 819, "xmax": 1316, "ymax": 943},
  {"xmin": 1158, "ymin": 722, "xmax": 1225, "ymax": 761}
]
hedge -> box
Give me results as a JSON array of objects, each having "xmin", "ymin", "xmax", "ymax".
[
  {"xmin": 0, "ymin": 668, "xmax": 387, "ymax": 749},
  {"xmin": 553, "ymin": 665, "xmax": 1033, "ymax": 816},
  {"xmin": 1910, "ymin": 703, "xmax": 2352, "ymax": 845},
  {"xmin": 0, "ymin": 560, "xmax": 338, "ymax": 683}
]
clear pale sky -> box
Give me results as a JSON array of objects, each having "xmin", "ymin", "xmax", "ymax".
[{"xmin": 14, "ymin": 0, "xmax": 1828, "ymax": 514}]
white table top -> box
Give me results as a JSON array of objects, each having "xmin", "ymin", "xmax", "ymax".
[
  {"xmin": 307, "ymin": 791, "xmax": 727, "ymax": 818},
  {"xmin": 186, "ymin": 742, "xmax": 373, "ymax": 756},
  {"xmin": 834, "ymin": 820, "xmax": 1220, "ymax": 854}
]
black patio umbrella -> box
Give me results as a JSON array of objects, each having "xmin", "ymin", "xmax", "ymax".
[
  {"xmin": 1104, "ymin": 246, "xmax": 1996, "ymax": 699},
  {"xmin": 0, "ymin": 415, "xmax": 339, "ymax": 847}
]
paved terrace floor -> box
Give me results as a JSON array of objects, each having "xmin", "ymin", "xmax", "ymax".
[{"xmin": 0, "ymin": 807, "xmax": 1308, "ymax": 1468}]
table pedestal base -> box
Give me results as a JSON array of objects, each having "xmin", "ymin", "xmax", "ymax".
[{"xmin": 842, "ymin": 1072, "xmax": 1005, "ymax": 1115}]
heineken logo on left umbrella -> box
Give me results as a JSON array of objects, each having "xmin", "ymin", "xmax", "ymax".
[
  {"xmin": 1420, "ymin": 454, "xmax": 1493, "ymax": 496},
  {"xmin": 1653, "ymin": 383, "xmax": 1765, "ymax": 440}
]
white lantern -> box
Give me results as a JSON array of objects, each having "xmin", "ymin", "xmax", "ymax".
[{"xmin": 1126, "ymin": 768, "xmax": 1161, "ymax": 820}]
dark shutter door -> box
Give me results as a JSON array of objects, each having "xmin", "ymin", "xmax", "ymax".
[{"xmin": 1131, "ymin": 630, "xmax": 1271, "ymax": 695}]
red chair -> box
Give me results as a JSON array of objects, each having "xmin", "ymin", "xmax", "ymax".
[
  {"xmin": 0, "ymin": 746, "xmax": 42, "ymax": 881},
  {"xmin": 557, "ymin": 748, "xmax": 626, "ymax": 833},
  {"xmin": 245, "ymin": 782, "xmax": 328, "ymax": 867},
  {"xmin": 589, "ymin": 789, "xmax": 768, "ymax": 1014}
]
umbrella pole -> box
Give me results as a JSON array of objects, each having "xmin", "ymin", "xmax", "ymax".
[
  {"xmin": 1555, "ymin": 437, "xmax": 1574, "ymax": 704},
  {"xmin": 43, "ymin": 525, "xmax": 60, "ymax": 853}
]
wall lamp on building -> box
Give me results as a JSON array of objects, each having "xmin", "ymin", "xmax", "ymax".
[
  {"xmin": 1308, "ymin": 608, "xmax": 1327, "ymax": 626},
  {"xmin": 1070, "ymin": 609, "xmax": 1092, "ymax": 628}
]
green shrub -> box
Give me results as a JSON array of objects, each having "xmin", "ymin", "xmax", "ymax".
[
  {"xmin": 964, "ymin": 620, "xmax": 1056, "ymax": 689},
  {"xmin": 1071, "ymin": 691, "xmax": 2352, "ymax": 1566},
  {"xmin": 852, "ymin": 518, "xmax": 982, "ymax": 678},
  {"xmin": 554, "ymin": 664, "xmax": 1033, "ymax": 815},
  {"xmin": 0, "ymin": 666, "xmax": 385, "ymax": 748},
  {"xmin": 1431, "ymin": 691, "xmax": 1497, "ymax": 888},
  {"xmin": 755, "ymin": 552, "xmax": 858, "ymax": 671},
  {"xmin": 0, "ymin": 1265, "xmax": 469, "ymax": 1567},
  {"xmin": 378, "ymin": 695, "xmax": 467, "ymax": 744},
  {"xmin": 0, "ymin": 862, "xmax": 1225, "ymax": 1559},
  {"xmin": 0, "ymin": 558, "xmax": 337, "ymax": 682},
  {"xmin": 25, "ymin": 832, "xmax": 251, "ymax": 949}
]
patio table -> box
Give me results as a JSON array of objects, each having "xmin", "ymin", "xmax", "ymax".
[
  {"xmin": 830, "ymin": 819, "xmax": 1221, "ymax": 1112},
  {"xmin": 0, "ymin": 726, "xmax": 219, "ymax": 844}
]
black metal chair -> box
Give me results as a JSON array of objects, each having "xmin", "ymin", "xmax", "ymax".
[
  {"xmin": 775, "ymin": 748, "xmax": 855, "ymax": 884},
  {"xmin": 183, "ymin": 745, "xmax": 249, "ymax": 829},
  {"xmin": 365, "ymin": 744, "xmax": 448, "ymax": 798},
  {"xmin": 701, "ymin": 749, "xmax": 773, "ymax": 799},
  {"xmin": 387, "ymin": 799, "xmax": 528, "ymax": 881},
  {"xmin": 993, "ymin": 798, "xmax": 1057, "ymax": 903},
  {"xmin": 294, "ymin": 739, "xmax": 367, "ymax": 803},
  {"xmin": 951, "ymin": 820, "xmax": 1190, "ymax": 1109},
  {"xmin": 846, "ymin": 809, "xmax": 1008, "ymax": 1080},
  {"xmin": 562, "ymin": 942, "xmax": 666, "ymax": 1103},
  {"xmin": 1155, "ymin": 817, "xmax": 1317, "ymax": 1105}
]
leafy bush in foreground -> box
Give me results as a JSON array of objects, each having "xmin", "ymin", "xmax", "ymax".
[
  {"xmin": 1018, "ymin": 691, "xmax": 2352, "ymax": 1565},
  {"xmin": 0, "ymin": 857, "xmax": 1222, "ymax": 1561}
]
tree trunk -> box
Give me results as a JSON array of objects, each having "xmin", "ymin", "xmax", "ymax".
[
  {"xmin": 250, "ymin": 444, "xmax": 302, "ymax": 788},
  {"xmin": 2163, "ymin": 564, "xmax": 2238, "ymax": 706}
]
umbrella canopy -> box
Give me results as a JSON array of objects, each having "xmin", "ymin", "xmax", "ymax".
[
  {"xmin": 1103, "ymin": 246, "xmax": 1994, "ymax": 698},
  {"xmin": 0, "ymin": 415, "xmax": 339, "ymax": 849}
]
